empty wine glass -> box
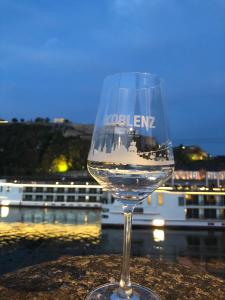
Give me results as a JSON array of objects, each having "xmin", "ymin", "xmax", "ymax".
[{"xmin": 86, "ymin": 72, "xmax": 174, "ymax": 299}]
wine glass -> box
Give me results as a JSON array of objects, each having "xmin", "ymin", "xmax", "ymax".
[{"xmin": 86, "ymin": 72, "xmax": 174, "ymax": 299}]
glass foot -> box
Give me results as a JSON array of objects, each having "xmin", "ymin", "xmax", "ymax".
[{"xmin": 86, "ymin": 283, "xmax": 159, "ymax": 300}]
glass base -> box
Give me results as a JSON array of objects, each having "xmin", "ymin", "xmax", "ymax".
[{"xmin": 86, "ymin": 283, "xmax": 159, "ymax": 300}]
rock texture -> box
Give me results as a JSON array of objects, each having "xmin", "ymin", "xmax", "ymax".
[{"xmin": 0, "ymin": 255, "xmax": 224, "ymax": 300}]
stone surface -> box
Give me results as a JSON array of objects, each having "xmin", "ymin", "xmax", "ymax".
[{"xmin": 0, "ymin": 255, "xmax": 225, "ymax": 300}]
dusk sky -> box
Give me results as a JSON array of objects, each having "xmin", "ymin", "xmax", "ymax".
[{"xmin": 0, "ymin": 0, "xmax": 225, "ymax": 155}]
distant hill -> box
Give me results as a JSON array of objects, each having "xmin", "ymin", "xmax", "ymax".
[
  {"xmin": 0, "ymin": 123, "xmax": 224, "ymax": 176},
  {"xmin": 0, "ymin": 122, "xmax": 93, "ymax": 176},
  {"xmin": 173, "ymin": 145, "xmax": 225, "ymax": 171}
]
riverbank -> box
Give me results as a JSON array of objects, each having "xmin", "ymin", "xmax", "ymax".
[{"xmin": 0, "ymin": 255, "xmax": 224, "ymax": 300}]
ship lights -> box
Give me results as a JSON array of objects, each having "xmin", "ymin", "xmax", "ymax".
[
  {"xmin": 0, "ymin": 206, "xmax": 9, "ymax": 218},
  {"xmin": 153, "ymin": 229, "xmax": 165, "ymax": 242},
  {"xmin": 152, "ymin": 219, "xmax": 165, "ymax": 227}
]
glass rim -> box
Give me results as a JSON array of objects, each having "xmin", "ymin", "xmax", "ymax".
[
  {"xmin": 104, "ymin": 72, "xmax": 162, "ymax": 86},
  {"xmin": 105, "ymin": 71, "xmax": 160, "ymax": 78}
]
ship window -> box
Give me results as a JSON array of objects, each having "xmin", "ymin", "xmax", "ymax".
[
  {"xmin": 102, "ymin": 214, "xmax": 108, "ymax": 219},
  {"xmin": 178, "ymin": 197, "xmax": 184, "ymax": 206},
  {"xmin": 204, "ymin": 236, "xmax": 217, "ymax": 246},
  {"xmin": 6, "ymin": 186, "xmax": 11, "ymax": 192},
  {"xmin": 186, "ymin": 208, "xmax": 199, "ymax": 219},
  {"xmin": 78, "ymin": 196, "xmax": 85, "ymax": 201},
  {"xmin": 187, "ymin": 236, "xmax": 200, "ymax": 246},
  {"xmin": 67, "ymin": 196, "xmax": 75, "ymax": 202},
  {"xmin": 89, "ymin": 196, "xmax": 97, "ymax": 202},
  {"xmin": 23, "ymin": 194, "xmax": 32, "ymax": 201},
  {"xmin": 204, "ymin": 209, "xmax": 216, "ymax": 219},
  {"xmin": 35, "ymin": 195, "xmax": 43, "ymax": 201},
  {"xmin": 0, "ymin": 186, "xmax": 2, "ymax": 192},
  {"xmin": 36, "ymin": 187, "xmax": 43, "ymax": 193},
  {"xmin": 46, "ymin": 195, "xmax": 53, "ymax": 201},
  {"xmin": 56, "ymin": 195, "xmax": 64, "ymax": 202},
  {"xmin": 158, "ymin": 193, "xmax": 164, "ymax": 206},
  {"xmin": 221, "ymin": 196, "xmax": 225, "ymax": 205},
  {"xmin": 46, "ymin": 187, "xmax": 54, "ymax": 193},
  {"xmin": 57, "ymin": 188, "xmax": 64, "ymax": 193},
  {"xmin": 24, "ymin": 187, "xmax": 33, "ymax": 192},
  {"xmin": 102, "ymin": 208, "xmax": 109, "ymax": 212},
  {"xmin": 221, "ymin": 209, "xmax": 225, "ymax": 220},
  {"xmin": 185, "ymin": 194, "xmax": 198, "ymax": 205},
  {"xmin": 79, "ymin": 188, "xmax": 86, "ymax": 193},
  {"xmin": 204, "ymin": 195, "xmax": 216, "ymax": 205},
  {"xmin": 133, "ymin": 207, "xmax": 143, "ymax": 214},
  {"xmin": 68, "ymin": 188, "xmax": 75, "ymax": 193},
  {"xmin": 147, "ymin": 195, "xmax": 151, "ymax": 205},
  {"xmin": 89, "ymin": 188, "xmax": 97, "ymax": 193}
]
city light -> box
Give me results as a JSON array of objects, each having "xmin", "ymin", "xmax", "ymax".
[
  {"xmin": 152, "ymin": 219, "xmax": 165, "ymax": 227},
  {"xmin": 51, "ymin": 155, "xmax": 71, "ymax": 173},
  {"xmin": 153, "ymin": 229, "xmax": 165, "ymax": 242}
]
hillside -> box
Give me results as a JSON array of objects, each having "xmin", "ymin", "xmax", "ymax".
[
  {"xmin": 0, "ymin": 123, "xmax": 224, "ymax": 176},
  {"xmin": 0, "ymin": 123, "xmax": 93, "ymax": 176}
]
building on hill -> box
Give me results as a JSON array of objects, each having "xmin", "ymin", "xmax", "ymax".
[{"xmin": 0, "ymin": 119, "xmax": 8, "ymax": 124}]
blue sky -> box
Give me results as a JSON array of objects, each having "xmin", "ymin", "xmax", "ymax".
[{"xmin": 0, "ymin": 0, "xmax": 225, "ymax": 155}]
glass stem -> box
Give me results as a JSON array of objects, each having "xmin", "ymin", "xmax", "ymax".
[{"xmin": 118, "ymin": 205, "xmax": 134, "ymax": 298}]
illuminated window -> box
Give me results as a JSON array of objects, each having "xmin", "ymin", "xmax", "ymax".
[
  {"xmin": 158, "ymin": 193, "xmax": 164, "ymax": 206},
  {"xmin": 185, "ymin": 195, "xmax": 199, "ymax": 205},
  {"xmin": 204, "ymin": 195, "xmax": 216, "ymax": 206},
  {"xmin": 147, "ymin": 195, "xmax": 151, "ymax": 205},
  {"xmin": 185, "ymin": 194, "xmax": 192, "ymax": 200}
]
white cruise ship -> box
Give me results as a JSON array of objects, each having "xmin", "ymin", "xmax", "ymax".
[
  {"xmin": 0, "ymin": 180, "xmax": 103, "ymax": 209},
  {"xmin": 102, "ymin": 186, "xmax": 225, "ymax": 228},
  {"xmin": 0, "ymin": 173, "xmax": 225, "ymax": 228}
]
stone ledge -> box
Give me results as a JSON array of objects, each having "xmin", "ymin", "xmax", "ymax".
[{"xmin": 0, "ymin": 255, "xmax": 225, "ymax": 300}]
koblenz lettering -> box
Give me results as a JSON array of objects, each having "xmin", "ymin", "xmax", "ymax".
[{"xmin": 104, "ymin": 114, "xmax": 156, "ymax": 130}]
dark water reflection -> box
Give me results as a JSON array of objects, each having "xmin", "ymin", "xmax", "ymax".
[{"xmin": 0, "ymin": 207, "xmax": 225, "ymax": 278}]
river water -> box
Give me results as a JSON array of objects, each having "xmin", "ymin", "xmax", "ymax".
[{"xmin": 0, "ymin": 207, "xmax": 225, "ymax": 278}]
